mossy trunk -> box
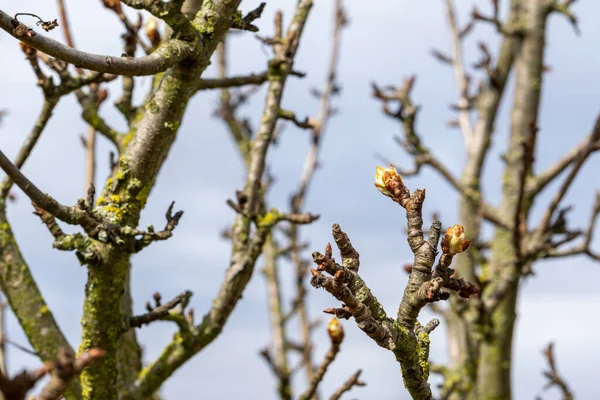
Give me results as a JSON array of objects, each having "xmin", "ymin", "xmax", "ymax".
[
  {"xmin": 476, "ymin": 229, "xmax": 519, "ymax": 400},
  {"xmin": 78, "ymin": 250, "xmax": 131, "ymax": 399},
  {"xmin": 475, "ymin": 2, "xmax": 547, "ymax": 398}
]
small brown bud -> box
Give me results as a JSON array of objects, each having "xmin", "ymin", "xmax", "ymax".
[
  {"xmin": 325, "ymin": 242, "xmax": 332, "ymax": 258},
  {"xmin": 153, "ymin": 292, "xmax": 162, "ymax": 306},
  {"xmin": 102, "ymin": 0, "xmax": 122, "ymax": 13},
  {"xmin": 19, "ymin": 41, "xmax": 36, "ymax": 56},
  {"xmin": 145, "ymin": 17, "xmax": 161, "ymax": 48},
  {"xmin": 333, "ymin": 270, "xmax": 344, "ymax": 284},
  {"xmin": 96, "ymin": 88, "xmax": 108, "ymax": 106}
]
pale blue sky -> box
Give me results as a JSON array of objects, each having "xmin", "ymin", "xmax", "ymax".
[{"xmin": 1, "ymin": 1, "xmax": 599, "ymax": 399}]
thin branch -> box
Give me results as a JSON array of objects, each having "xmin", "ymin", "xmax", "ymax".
[
  {"xmin": 133, "ymin": 201, "xmax": 185, "ymax": 252},
  {"xmin": 0, "ymin": 99, "xmax": 58, "ymax": 199},
  {"xmin": 84, "ymin": 125, "xmax": 97, "ymax": 195},
  {"xmin": 540, "ymin": 342, "xmax": 574, "ymax": 400},
  {"xmin": 56, "ymin": 0, "xmax": 82, "ymax": 75},
  {"xmin": 231, "ymin": 2, "xmax": 266, "ymax": 32},
  {"xmin": 533, "ymin": 115, "xmax": 600, "ymax": 244},
  {"xmin": 543, "ymin": 190, "xmax": 600, "ymax": 261},
  {"xmin": 0, "ymin": 149, "xmax": 98, "ymax": 230},
  {"xmin": 195, "ymin": 72, "xmax": 269, "ymax": 91},
  {"xmin": 328, "ymin": 369, "xmax": 366, "ymax": 400},
  {"xmin": 0, "ymin": 348, "xmax": 104, "ymax": 400},
  {"xmin": 279, "ymin": 109, "xmax": 314, "ymax": 130},
  {"xmin": 261, "ymin": 236, "xmax": 292, "ymax": 400},
  {"xmin": 130, "ymin": 291, "xmax": 192, "ymax": 328},
  {"xmin": 444, "ymin": 0, "xmax": 474, "ymax": 145},
  {"xmin": 76, "ymin": 89, "xmax": 123, "ymax": 149},
  {"xmin": 547, "ymin": 0, "xmax": 580, "ymax": 35},
  {"xmin": 287, "ymin": 4, "xmax": 347, "ymax": 383},
  {"xmin": 36, "ymin": 348, "xmax": 106, "ymax": 400},
  {"xmin": 527, "ymin": 131, "xmax": 600, "ymax": 197},
  {"xmin": 0, "ymin": 9, "xmax": 193, "ymax": 76},
  {"xmin": 298, "ymin": 319, "xmax": 345, "ymax": 400},
  {"xmin": 120, "ymin": 0, "xmax": 199, "ymax": 37}
]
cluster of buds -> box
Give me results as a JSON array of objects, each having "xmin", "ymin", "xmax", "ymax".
[
  {"xmin": 374, "ymin": 164, "xmax": 405, "ymax": 201},
  {"xmin": 327, "ymin": 317, "xmax": 345, "ymax": 345},
  {"xmin": 441, "ymin": 224, "xmax": 471, "ymax": 255}
]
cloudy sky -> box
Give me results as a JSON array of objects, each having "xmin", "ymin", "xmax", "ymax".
[{"xmin": 1, "ymin": 0, "xmax": 600, "ymax": 399}]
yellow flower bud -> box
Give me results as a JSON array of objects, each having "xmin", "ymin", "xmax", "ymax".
[
  {"xmin": 374, "ymin": 164, "xmax": 403, "ymax": 198},
  {"xmin": 442, "ymin": 224, "xmax": 471, "ymax": 254},
  {"xmin": 327, "ymin": 317, "xmax": 344, "ymax": 345}
]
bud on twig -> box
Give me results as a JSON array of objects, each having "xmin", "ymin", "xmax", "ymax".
[
  {"xmin": 145, "ymin": 17, "xmax": 161, "ymax": 48},
  {"xmin": 327, "ymin": 317, "xmax": 344, "ymax": 345},
  {"xmin": 374, "ymin": 164, "xmax": 404, "ymax": 199},
  {"xmin": 441, "ymin": 224, "xmax": 471, "ymax": 255}
]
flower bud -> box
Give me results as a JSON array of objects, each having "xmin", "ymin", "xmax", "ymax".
[
  {"xmin": 374, "ymin": 164, "xmax": 403, "ymax": 199},
  {"xmin": 441, "ymin": 224, "xmax": 471, "ymax": 255},
  {"xmin": 145, "ymin": 17, "xmax": 161, "ymax": 48},
  {"xmin": 327, "ymin": 317, "xmax": 344, "ymax": 345}
]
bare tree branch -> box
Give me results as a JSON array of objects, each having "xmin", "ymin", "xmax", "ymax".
[
  {"xmin": 443, "ymin": 0, "xmax": 474, "ymax": 145},
  {"xmin": 539, "ymin": 342, "xmax": 574, "ymax": 400},
  {"xmin": 299, "ymin": 319, "xmax": 345, "ymax": 400},
  {"xmin": 0, "ymin": 10, "xmax": 193, "ymax": 75},
  {"xmin": 328, "ymin": 369, "xmax": 366, "ymax": 400}
]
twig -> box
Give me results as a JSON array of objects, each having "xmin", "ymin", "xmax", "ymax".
[
  {"xmin": 543, "ymin": 190, "xmax": 600, "ymax": 260},
  {"xmin": 0, "ymin": 347, "xmax": 104, "ymax": 400},
  {"xmin": 84, "ymin": 125, "xmax": 97, "ymax": 195},
  {"xmin": 231, "ymin": 2, "xmax": 266, "ymax": 32},
  {"xmin": 195, "ymin": 72, "xmax": 270, "ymax": 91},
  {"xmin": 532, "ymin": 114, "xmax": 600, "ymax": 248},
  {"xmin": 261, "ymin": 236, "xmax": 292, "ymax": 399},
  {"xmin": 0, "ymin": 99, "xmax": 59, "ymax": 199},
  {"xmin": 298, "ymin": 319, "xmax": 345, "ymax": 400},
  {"xmin": 37, "ymin": 348, "xmax": 106, "ymax": 400},
  {"xmin": 328, "ymin": 369, "xmax": 366, "ymax": 400},
  {"xmin": 279, "ymin": 109, "xmax": 314, "ymax": 130},
  {"xmin": 130, "ymin": 291, "xmax": 192, "ymax": 328},
  {"xmin": 133, "ymin": 201, "xmax": 185, "ymax": 251},
  {"xmin": 2, "ymin": 337, "xmax": 38, "ymax": 358},
  {"xmin": 527, "ymin": 131, "xmax": 600, "ymax": 197},
  {"xmin": 444, "ymin": 0, "xmax": 474, "ymax": 145},
  {"xmin": 287, "ymin": 5, "xmax": 348, "ymax": 385},
  {"xmin": 56, "ymin": 0, "xmax": 82, "ymax": 75},
  {"xmin": 540, "ymin": 342, "xmax": 574, "ymax": 400}
]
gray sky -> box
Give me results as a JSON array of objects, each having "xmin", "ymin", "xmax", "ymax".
[{"xmin": 1, "ymin": 0, "xmax": 600, "ymax": 399}]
